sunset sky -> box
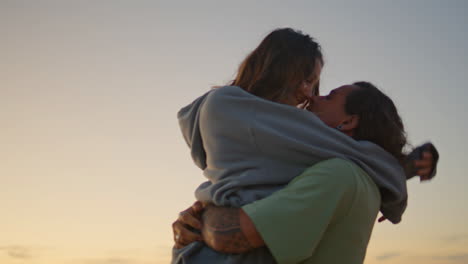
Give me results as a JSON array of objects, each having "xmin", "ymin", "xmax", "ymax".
[{"xmin": 1, "ymin": 1, "xmax": 467, "ymax": 263}]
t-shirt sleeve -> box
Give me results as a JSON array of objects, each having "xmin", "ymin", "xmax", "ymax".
[{"xmin": 242, "ymin": 159, "xmax": 357, "ymax": 264}]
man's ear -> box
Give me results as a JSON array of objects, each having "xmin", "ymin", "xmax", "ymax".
[{"xmin": 341, "ymin": 115, "xmax": 359, "ymax": 136}]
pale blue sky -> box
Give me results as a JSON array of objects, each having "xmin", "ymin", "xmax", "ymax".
[{"xmin": 1, "ymin": 1, "xmax": 467, "ymax": 263}]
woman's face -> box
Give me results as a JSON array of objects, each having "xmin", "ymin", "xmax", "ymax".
[
  {"xmin": 303, "ymin": 60, "xmax": 323, "ymax": 98},
  {"xmin": 307, "ymin": 85, "xmax": 359, "ymax": 128}
]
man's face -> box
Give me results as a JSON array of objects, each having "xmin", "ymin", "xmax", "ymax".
[{"xmin": 307, "ymin": 85, "xmax": 359, "ymax": 128}]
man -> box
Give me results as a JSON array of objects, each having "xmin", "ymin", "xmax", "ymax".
[{"xmin": 173, "ymin": 151, "xmax": 436, "ymax": 263}]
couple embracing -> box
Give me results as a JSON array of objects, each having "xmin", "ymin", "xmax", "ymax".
[{"xmin": 171, "ymin": 28, "xmax": 439, "ymax": 264}]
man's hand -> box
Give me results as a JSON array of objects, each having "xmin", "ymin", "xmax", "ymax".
[
  {"xmin": 172, "ymin": 202, "xmax": 264, "ymax": 253},
  {"xmin": 172, "ymin": 201, "xmax": 204, "ymax": 249}
]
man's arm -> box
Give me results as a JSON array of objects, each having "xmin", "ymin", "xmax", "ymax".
[
  {"xmin": 200, "ymin": 159, "xmax": 356, "ymax": 260},
  {"xmin": 201, "ymin": 205, "xmax": 264, "ymax": 254}
]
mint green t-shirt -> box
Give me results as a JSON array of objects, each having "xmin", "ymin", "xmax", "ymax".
[{"xmin": 242, "ymin": 158, "xmax": 381, "ymax": 264}]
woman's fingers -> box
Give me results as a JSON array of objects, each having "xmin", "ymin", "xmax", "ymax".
[
  {"xmin": 417, "ymin": 168, "xmax": 432, "ymax": 179},
  {"xmin": 178, "ymin": 209, "xmax": 202, "ymax": 229},
  {"xmin": 413, "ymin": 159, "xmax": 431, "ymax": 169},
  {"xmin": 414, "ymin": 153, "xmax": 433, "ymax": 168},
  {"xmin": 172, "ymin": 220, "xmax": 202, "ymax": 248},
  {"xmin": 413, "ymin": 151, "xmax": 434, "ymax": 180},
  {"xmin": 414, "ymin": 152, "xmax": 432, "ymax": 167},
  {"xmin": 191, "ymin": 201, "xmax": 205, "ymax": 215},
  {"xmin": 172, "ymin": 202, "xmax": 206, "ymax": 249}
]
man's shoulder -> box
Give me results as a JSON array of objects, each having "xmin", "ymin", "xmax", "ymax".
[
  {"xmin": 302, "ymin": 158, "xmax": 364, "ymax": 179},
  {"xmin": 307, "ymin": 158, "xmax": 357, "ymax": 169},
  {"xmin": 298, "ymin": 158, "xmax": 376, "ymax": 193}
]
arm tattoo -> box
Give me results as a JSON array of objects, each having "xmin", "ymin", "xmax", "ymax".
[{"xmin": 202, "ymin": 205, "xmax": 254, "ymax": 254}]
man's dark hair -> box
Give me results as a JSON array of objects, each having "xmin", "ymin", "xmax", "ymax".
[{"xmin": 346, "ymin": 81, "xmax": 407, "ymax": 162}]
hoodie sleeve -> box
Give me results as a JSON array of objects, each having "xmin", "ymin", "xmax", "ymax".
[{"xmin": 177, "ymin": 90, "xmax": 212, "ymax": 170}]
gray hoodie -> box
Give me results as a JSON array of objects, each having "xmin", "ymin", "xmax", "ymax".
[{"xmin": 173, "ymin": 86, "xmax": 407, "ymax": 264}]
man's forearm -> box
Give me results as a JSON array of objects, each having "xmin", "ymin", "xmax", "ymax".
[{"xmin": 201, "ymin": 205, "xmax": 263, "ymax": 254}]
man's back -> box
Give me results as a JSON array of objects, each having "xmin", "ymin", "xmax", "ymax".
[
  {"xmin": 243, "ymin": 158, "xmax": 381, "ymax": 264},
  {"xmin": 301, "ymin": 159, "xmax": 381, "ymax": 263}
]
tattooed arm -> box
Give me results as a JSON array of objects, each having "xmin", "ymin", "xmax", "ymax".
[{"xmin": 201, "ymin": 204, "xmax": 264, "ymax": 254}]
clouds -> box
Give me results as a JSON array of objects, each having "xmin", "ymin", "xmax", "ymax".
[
  {"xmin": 375, "ymin": 251, "xmax": 468, "ymax": 263},
  {"xmin": 376, "ymin": 252, "xmax": 402, "ymax": 261},
  {"xmin": 432, "ymin": 234, "xmax": 468, "ymax": 262},
  {"xmin": 433, "ymin": 253, "xmax": 468, "ymax": 263},
  {"xmin": 0, "ymin": 244, "xmax": 164, "ymax": 264},
  {"xmin": 74, "ymin": 246, "xmax": 167, "ymax": 264},
  {"xmin": 0, "ymin": 245, "xmax": 33, "ymax": 259},
  {"xmin": 441, "ymin": 234, "xmax": 468, "ymax": 244},
  {"xmin": 81, "ymin": 257, "xmax": 134, "ymax": 264},
  {"xmin": 77, "ymin": 257, "xmax": 157, "ymax": 264}
]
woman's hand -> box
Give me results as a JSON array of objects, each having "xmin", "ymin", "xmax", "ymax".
[
  {"xmin": 414, "ymin": 151, "xmax": 434, "ymax": 181},
  {"xmin": 405, "ymin": 143, "xmax": 439, "ymax": 182},
  {"xmin": 172, "ymin": 201, "xmax": 205, "ymax": 249}
]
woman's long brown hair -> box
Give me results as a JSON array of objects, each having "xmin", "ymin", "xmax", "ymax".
[{"xmin": 230, "ymin": 28, "xmax": 323, "ymax": 104}]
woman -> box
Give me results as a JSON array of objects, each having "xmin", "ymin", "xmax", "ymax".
[{"xmin": 173, "ymin": 28, "xmax": 437, "ymax": 263}]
